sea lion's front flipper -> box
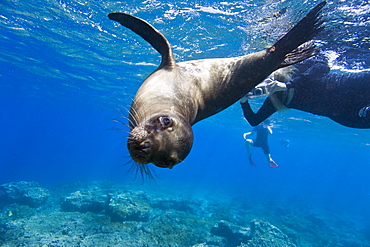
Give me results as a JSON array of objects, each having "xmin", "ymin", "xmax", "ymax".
[{"xmin": 108, "ymin": 13, "xmax": 176, "ymax": 69}]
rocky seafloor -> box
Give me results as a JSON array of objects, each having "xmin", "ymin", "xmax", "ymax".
[{"xmin": 0, "ymin": 180, "xmax": 368, "ymax": 247}]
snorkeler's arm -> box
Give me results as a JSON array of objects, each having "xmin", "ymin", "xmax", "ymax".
[
  {"xmin": 243, "ymin": 132, "xmax": 253, "ymax": 139},
  {"xmin": 298, "ymin": 60, "xmax": 330, "ymax": 81},
  {"xmin": 240, "ymin": 99, "xmax": 277, "ymax": 126}
]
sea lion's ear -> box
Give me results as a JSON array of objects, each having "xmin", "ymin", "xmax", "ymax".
[{"xmin": 108, "ymin": 12, "xmax": 176, "ymax": 69}]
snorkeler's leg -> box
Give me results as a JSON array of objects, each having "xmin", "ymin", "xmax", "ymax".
[
  {"xmin": 266, "ymin": 154, "xmax": 278, "ymax": 168},
  {"xmin": 245, "ymin": 140, "xmax": 256, "ymax": 167}
]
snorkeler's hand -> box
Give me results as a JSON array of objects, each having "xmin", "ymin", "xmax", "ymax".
[
  {"xmin": 267, "ymin": 80, "xmax": 287, "ymax": 94},
  {"xmin": 243, "ymin": 132, "xmax": 252, "ymax": 139}
]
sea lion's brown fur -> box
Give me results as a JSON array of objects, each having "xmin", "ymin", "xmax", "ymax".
[{"xmin": 108, "ymin": 1, "xmax": 326, "ymax": 169}]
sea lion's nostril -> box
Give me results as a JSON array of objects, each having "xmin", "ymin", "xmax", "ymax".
[
  {"xmin": 139, "ymin": 141, "xmax": 150, "ymax": 154},
  {"xmin": 141, "ymin": 142, "xmax": 150, "ymax": 148}
]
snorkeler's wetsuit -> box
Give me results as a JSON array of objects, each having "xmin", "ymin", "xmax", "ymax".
[
  {"xmin": 241, "ymin": 59, "xmax": 370, "ymax": 128},
  {"xmin": 252, "ymin": 124, "xmax": 270, "ymax": 155}
]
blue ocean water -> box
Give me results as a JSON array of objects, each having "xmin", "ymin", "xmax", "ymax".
[{"xmin": 1, "ymin": 0, "xmax": 370, "ymax": 245}]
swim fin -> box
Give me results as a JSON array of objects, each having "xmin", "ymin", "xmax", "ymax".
[{"xmin": 269, "ymin": 161, "xmax": 278, "ymax": 168}]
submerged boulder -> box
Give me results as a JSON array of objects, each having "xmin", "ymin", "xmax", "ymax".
[
  {"xmin": 60, "ymin": 190, "xmax": 109, "ymax": 214},
  {"xmin": 244, "ymin": 219, "xmax": 297, "ymax": 246},
  {"xmin": 106, "ymin": 192, "xmax": 150, "ymax": 222},
  {"xmin": 211, "ymin": 220, "xmax": 252, "ymax": 246},
  {"xmin": 211, "ymin": 219, "xmax": 296, "ymax": 247},
  {"xmin": 0, "ymin": 181, "xmax": 50, "ymax": 208}
]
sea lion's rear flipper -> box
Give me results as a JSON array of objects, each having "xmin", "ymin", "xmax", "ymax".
[
  {"xmin": 108, "ymin": 13, "xmax": 176, "ymax": 69},
  {"xmin": 279, "ymin": 41, "xmax": 318, "ymax": 68},
  {"xmin": 272, "ymin": 1, "xmax": 326, "ymax": 67}
]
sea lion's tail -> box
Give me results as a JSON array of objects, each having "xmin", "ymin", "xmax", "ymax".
[{"xmin": 272, "ymin": 1, "xmax": 326, "ymax": 68}]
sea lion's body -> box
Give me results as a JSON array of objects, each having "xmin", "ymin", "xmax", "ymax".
[
  {"xmin": 128, "ymin": 55, "xmax": 279, "ymax": 169},
  {"xmin": 133, "ymin": 56, "xmax": 272, "ymax": 125},
  {"xmin": 108, "ymin": 1, "xmax": 326, "ymax": 170}
]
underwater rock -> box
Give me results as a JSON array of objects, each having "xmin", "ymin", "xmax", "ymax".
[
  {"xmin": 243, "ymin": 219, "xmax": 297, "ymax": 247},
  {"xmin": 0, "ymin": 181, "xmax": 50, "ymax": 208},
  {"xmin": 1, "ymin": 211, "xmax": 117, "ymax": 246},
  {"xmin": 211, "ymin": 219, "xmax": 296, "ymax": 247},
  {"xmin": 61, "ymin": 189, "xmax": 110, "ymax": 213},
  {"xmin": 211, "ymin": 220, "xmax": 252, "ymax": 246},
  {"xmin": 144, "ymin": 211, "xmax": 217, "ymax": 246},
  {"xmin": 106, "ymin": 192, "xmax": 150, "ymax": 222},
  {"xmin": 1, "ymin": 180, "xmax": 369, "ymax": 246}
]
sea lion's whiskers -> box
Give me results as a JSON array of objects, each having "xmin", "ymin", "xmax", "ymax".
[
  {"xmin": 120, "ymin": 154, "xmax": 133, "ymax": 161},
  {"xmin": 112, "ymin": 118, "xmax": 127, "ymax": 126},
  {"xmin": 124, "ymin": 159, "xmax": 157, "ymax": 181},
  {"xmin": 118, "ymin": 104, "xmax": 138, "ymax": 128},
  {"xmin": 126, "ymin": 138, "xmax": 136, "ymax": 144},
  {"xmin": 113, "ymin": 107, "xmax": 138, "ymax": 132},
  {"xmin": 115, "ymin": 117, "xmax": 133, "ymax": 130},
  {"xmin": 107, "ymin": 126, "xmax": 130, "ymax": 134},
  {"xmin": 113, "ymin": 105, "xmax": 133, "ymax": 130},
  {"xmin": 115, "ymin": 105, "xmax": 126, "ymax": 115},
  {"xmin": 128, "ymin": 106, "xmax": 142, "ymax": 128},
  {"xmin": 128, "ymin": 112, "xmax": 139, "ymax": 128}
]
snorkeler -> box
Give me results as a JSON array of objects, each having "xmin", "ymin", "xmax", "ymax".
[
  {"xmin": 243, "ymin": 120, "xmax": 278, "ymax": 168},
  {"xmin": 241, "ymin": 57, "xmax": 370, "ymax": 129}
]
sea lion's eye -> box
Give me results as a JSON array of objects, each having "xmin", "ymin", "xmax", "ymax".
[{"xmin": 159, "ymin": 117, "xmax": 172, "ymax": 128}]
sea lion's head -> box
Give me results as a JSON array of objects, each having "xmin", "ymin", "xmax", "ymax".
[{"xmin": 128, "ymin": 112, "xmax": 193, "ymax": 169}]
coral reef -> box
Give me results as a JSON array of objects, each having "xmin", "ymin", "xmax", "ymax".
[
  {"xmin": 211, "ymin": 219, "xmax": 296, "ymax": 247},
  {"xmin": 61, "ymin": 188, "xmax": 110, "ymax": 214},
  {"xmin": 211, "ymin": 220, "xmax": 252, "ymax": 246},
  {"xmin": 0, "ymin": 180, "xmax": 368, "ymax": 246},
  {"xmin": 0, "ymin": 181, "xmax": 50, "ymax": 208},
  {"xmin": 106, "ymin": 191, "xmax": 150, "ymax": 222}
]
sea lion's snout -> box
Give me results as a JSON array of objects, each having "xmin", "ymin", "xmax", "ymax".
[
  {"xmin": 127, "ymin": 126, "xmax": 152, "ymax": 164},
  {"xmin": 155, "ymin": 159, "xmax": 176, "ymax": 169},
  {"xmin": 127, "ymin": 114, "xmax": 194, "ymax": 169}
]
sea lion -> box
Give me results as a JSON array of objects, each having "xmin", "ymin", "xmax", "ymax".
[{"xmin": 108, "ymin": 1, "xmax": 326, "ymax": 171}]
